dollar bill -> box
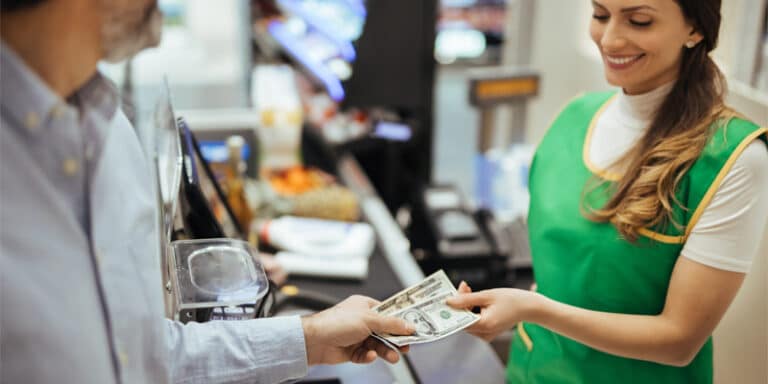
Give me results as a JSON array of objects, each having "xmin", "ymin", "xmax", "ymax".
[
  {"xmin": 373, "ymin": 270, "xmax": 456, "ymax": 316},
  {"xmin": 375, "ymin": 291, "xmax": 479, "ymax": 347}
]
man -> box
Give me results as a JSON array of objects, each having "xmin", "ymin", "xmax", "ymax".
[{"xmin": 0, "ymin": 0, "xmax": 413, "ymax": 383}]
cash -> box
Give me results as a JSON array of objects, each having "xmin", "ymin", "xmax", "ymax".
[
  {"xmin": 373, "ymin": 270, "xmax": 456, "ymax": 315},
  {"xmin": 372, "ymin": 270, "xmax": 479, "ymax": 347}
]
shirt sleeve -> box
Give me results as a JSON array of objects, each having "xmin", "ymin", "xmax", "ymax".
[
  {"xmin": 164, "ymin": 315, "xmax": 309, "ymax": 384},
  {"xmin": 681, "ymin": 139, "xmax": 768, "ymax": 273}
]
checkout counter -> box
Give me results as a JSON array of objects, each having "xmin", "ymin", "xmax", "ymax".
[
  {"xmin": 136, "ymin": 1, "xmax": 532, "ymax": 382},
  {"xmin": 155, "ymin": 104, "xmax": 510, "ymax": 383},
  {"xmin": 268, "ymin": 153, "xmax": 509, "ymax": 384},
  {"xmin": 166, "ymin": 108, "xmax": 510, "ymax": 382}
]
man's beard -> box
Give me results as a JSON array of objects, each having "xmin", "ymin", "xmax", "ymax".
[{"xmin": 101, "ymin": 2, "xmax": 163, "ymax": 63}]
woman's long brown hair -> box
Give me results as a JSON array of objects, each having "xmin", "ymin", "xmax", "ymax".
[{"xmin": 585, "ymin": 0, "xmax": 731, "ymax": 242}]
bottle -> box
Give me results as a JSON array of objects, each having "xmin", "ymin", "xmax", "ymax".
[
  {"xmin": 258, "ymin": 216, "xmax": 375, "ymax": 260},
  {"xmin": 224, "ymin": 135, "xmax": 254, "ymax": 235},
  {"xmin": 251, "ymin": 64, "xmax": 303, "ymax": 171}
]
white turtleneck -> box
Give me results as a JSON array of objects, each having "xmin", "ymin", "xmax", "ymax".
[{"xmin": 589, "ymin": 84, "xmax": 768, "ymax": 273}]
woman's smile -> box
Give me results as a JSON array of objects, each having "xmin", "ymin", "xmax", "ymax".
[{"xmin": 603, "ymin": 53, "xmax": 646, "ymax": 70}]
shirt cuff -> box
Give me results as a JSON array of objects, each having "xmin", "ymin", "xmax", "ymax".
[
  {"xmin": 170, "ymin": 315, "xmax": 310, "ymax": 384},
  {"xmin": 241, "ymin": 315, "xmax": 309, "ymax": 383}
]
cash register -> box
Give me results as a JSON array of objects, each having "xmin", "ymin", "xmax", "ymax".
[{"xmin": 408, "ymin": 184, "xmax": 511, "ymax": 290}]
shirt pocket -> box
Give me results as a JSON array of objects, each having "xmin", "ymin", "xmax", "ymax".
[{"xmin": 507, "ymin": 322, "xmax": 534, "ymax": 382}]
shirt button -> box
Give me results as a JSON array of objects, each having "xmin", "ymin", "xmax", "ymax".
[
  {"xmin": 50, "ymin": 103, "xmax": 67, "ymax": 119},
  {"xmin": 85, "ymin": 144, "xmax": 95, "ymax": 161},
  {"xmin": 24, "ymin": 112, "xmax": 40, "ymax": 130},
  {"xmin": 118, "ymin": 350, "xmax": 129, "ymax": 366},
  {"xmin": 62, "ymin": 158, "xmax": 79, "ymax": 176}
]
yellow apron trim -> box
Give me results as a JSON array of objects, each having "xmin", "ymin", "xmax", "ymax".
[
  {"xmin": 517, "ymin": 322, "xmax": 533, "ymax": 352},
  {"xmin": 637, "ymin": 227, "xmax": 686, "ymax": 244},
  {"xmin": 582, "ymin": 94, "xmax": 621, "ymax": 181},
  {"xmin": 583, "ymin": 98, "xmax": 766, "ymax": 244},
  {"xmin": 608, "ymin": 128, "xmax": 767, "ymax": 245},
  {"xmin": 684, "ymin": 127, "xmax": 768, "ymax": 237}
]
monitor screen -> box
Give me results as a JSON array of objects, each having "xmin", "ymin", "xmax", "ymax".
[{"xmin": 178, "ymin": 117, "xmax": 243, "ymax": 240}]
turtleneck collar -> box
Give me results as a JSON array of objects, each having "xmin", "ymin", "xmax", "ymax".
[{"xmin": 614, "ymin": 81, "xmax": 675, "ymax": 127}]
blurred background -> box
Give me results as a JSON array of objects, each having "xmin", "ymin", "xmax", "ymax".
[{"xmin": 98, "ymin": 1, "xmax": 768, "ymax": 382}]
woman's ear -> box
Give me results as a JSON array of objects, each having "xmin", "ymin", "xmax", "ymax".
[{"xmin": 685, "ymin": 30, "xmax": 704, "ymax": 48}]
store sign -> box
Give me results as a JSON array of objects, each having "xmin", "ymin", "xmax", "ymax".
[{"xmin": 468, "ymin": 68, "xmax": 539, "ymax": 107}]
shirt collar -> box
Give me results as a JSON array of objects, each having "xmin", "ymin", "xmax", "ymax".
[
  {"xmin": 73, "ymin": 69, "xmax": 121, "ymax": 126},
  {"xmin": 615, "ymin": 81, "xmax": 675, "ymax": 126},
  {"xmin": 1, "ymin": 40, "xmax": 121, "ymax": 135},
  {"xmin": 1, "ymin": 40, "xmax": 63, "ymax": 133}
]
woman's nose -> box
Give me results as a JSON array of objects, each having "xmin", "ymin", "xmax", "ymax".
[{"xmin": 600, "ymin": 21, "xmax": 627, "ymax": 51}]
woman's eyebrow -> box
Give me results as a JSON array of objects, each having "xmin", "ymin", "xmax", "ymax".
[
  {"xmin": 591, "ymin": 1, "xmax": 658, "ymax": 13},
  {"xmin": 620, "ymin": 5, "xmax": 658, "ymax": 13}
]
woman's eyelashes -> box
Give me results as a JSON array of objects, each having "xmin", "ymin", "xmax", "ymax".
[
  {"xmin": 591, "ymin": 13, "xmax": 653, "ymax": 28},
  {"xmin": 629, "ymin": 18, "xmax": 653, "ymax": 27}
]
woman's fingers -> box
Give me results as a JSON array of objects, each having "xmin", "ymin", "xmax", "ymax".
[
  {"xmin": 446, "ymin": 290, "xmax": 492, "ymax": 309},
  {"xmin": 465, "ymin": 328, "xmax": 499, "ymax": 342},
  {"xmin": 470, "ymin": 325, "xmax": 503, "ymax": 342},
  {"xmin": 458, "ymin": 281, "xmax": 472, "ymax": 294}
]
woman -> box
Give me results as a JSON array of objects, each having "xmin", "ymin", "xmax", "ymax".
[{"xmin": 447, "ymin": 0, "xmax": 768, "ymax": 383}]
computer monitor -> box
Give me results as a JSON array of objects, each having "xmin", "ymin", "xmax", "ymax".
[{"xmin": 177, "ymin": 117, "xmax": 244, "ymax": 240}]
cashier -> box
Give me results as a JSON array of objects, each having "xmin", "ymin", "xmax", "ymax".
[{"xmin": 449, "ymin": 0, "xmax": 767, "ymax": 383}]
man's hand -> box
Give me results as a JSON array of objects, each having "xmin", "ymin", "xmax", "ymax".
[{"xmin": 301, "ymin": 295, "xmax": 415, "ymax": 365}]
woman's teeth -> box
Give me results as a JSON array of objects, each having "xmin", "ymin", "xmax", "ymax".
[{"xmin": 606, "ymin": 55, "xmax": 643, "ymax": 65}]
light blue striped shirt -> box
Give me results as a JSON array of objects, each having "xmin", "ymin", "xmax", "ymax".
[{"xmin": 0, "ymin": 41, "xmax": 308, "ymax": 384}]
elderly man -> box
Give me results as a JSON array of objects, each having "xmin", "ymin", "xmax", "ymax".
[{"xmin": 0, "ymin": 0, "xmax": 412, "ymax": 383}]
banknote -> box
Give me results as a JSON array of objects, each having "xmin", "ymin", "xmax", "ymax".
[
  {"xmin": 375, "ymin": 291, "xmax": 479, "ymax": 347},
  {"xmin": 373, "ymin": 270, "xmax": 456, "ymax": 316}
]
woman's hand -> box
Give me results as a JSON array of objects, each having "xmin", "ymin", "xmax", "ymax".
[
  {"xmin": 260, "ymin": 252, "xmax": 287, "ymax": 286},
  {"xmin": 447, "ymin": 282, "xmax": 541, "ymax": 342}
]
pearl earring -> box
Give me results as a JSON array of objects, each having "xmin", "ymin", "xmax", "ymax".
[{"xmin": 685, "ymin": 41, "xmax": 696, "ymax": 48}]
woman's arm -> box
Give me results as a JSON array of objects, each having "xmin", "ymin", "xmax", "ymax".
[
  {"xmin": 448, "ymin": 256, "xmax": 745, "ymax": 366},
  {"xmin": 532, "ymin": 256, "xmax": 744, "ymax": 366}
]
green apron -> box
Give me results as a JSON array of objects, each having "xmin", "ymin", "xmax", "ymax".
[{"xmin": 507, "ymin": 91, "xmax": 768, "ymax": 384}]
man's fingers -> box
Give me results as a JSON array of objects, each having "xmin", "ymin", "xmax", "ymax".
[
  {"xmin": 351, "ymin": 346, "xmax": 365, "ymax": 363},
  {"xmin": 458, "ymin": 281, "xmax": 472, "ymax": 294},
  {"xmin": 382, "ymin": 348, "xmax": 400, "ymax": 363},
  {"xmin": 352, "ymin": 338, "xmax": 401, "ymax": 364},
  {"xmin": 351, "ymin": 346, "xmax": 377, "ymax": 364},
  {"xmin": 446, "ymin": 291, "xmax": 491, "ymax": 309},
  {"xmin": 361, "ymin": 349, "xmax": 377, "ymax": 363},
  {"xmin": 366, "ymin": 314, "xmax": 415, "ymax": 335},
  {"xmin": 363, "ymin": 337, "xmax": 401, "ymax": 363},
  {"xmin": 364, "ymin": 297, "xmax": 380, "ymax": 308},
  {"xmin": 372, "ymin": 340, "xmax": 400, "ymax": 363}
]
